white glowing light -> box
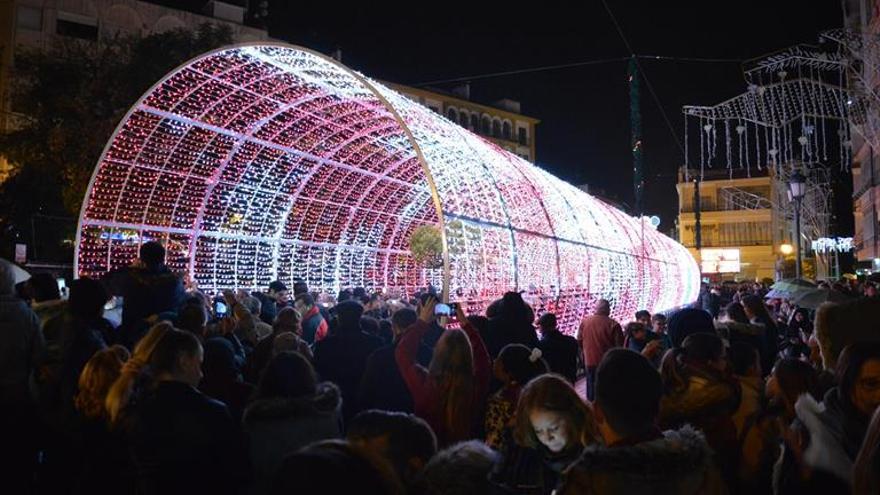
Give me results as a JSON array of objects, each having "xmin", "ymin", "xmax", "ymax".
[{"xmin": 75, "ymin": 44, "xmax": 699, "ymax": 332}]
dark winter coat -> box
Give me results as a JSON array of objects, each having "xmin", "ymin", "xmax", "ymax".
[
  {"xmin": 252, "ymin": 292, "xmax": 279, "ymax": 326},
  {"xmin": 491, "ymin": 439, "xmax": 582, "ymax": 495},
  {"xmin": 70, "ymin": 414, "xmax": 133, "ymax": 494},
  {"xmin": 0, "ymin": 295, "xmax": 44, "ymax": 403},
  {"xmin": 557, "ymin": 426, "xmax": 727, "ymax": 494},
  {"xmin": 104, "ymin": 265, "xmax": 184, "ymax": 327},
  {"xmin": 242, "ymin": 382, "xmax": 341, "ymax": 495},
  {"xmin": 537, "ymin": 329, "xmax": 579, "ymax": 383},
  {"xmin": 39, "ymin": 313, "xmax": 108, "ymax": 425},
  {"xmin": 659, "ymin": 364, "xmax": 741, "ymax": 483},
  {"xmin": 124, "ymin": 380, "xmax": 251, "ymax": 495},
  {"xmin": 359, "ymin": 342, "xmax": 414, "ymax": 413},
  {"xmin": 312, "ymin": 324, "xmax": 383, "ymax": 421}
]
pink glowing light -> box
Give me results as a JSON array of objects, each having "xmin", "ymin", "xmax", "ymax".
[{"xmin": 75, "ymin": 44, "xmax": 699, "ymax": 331}]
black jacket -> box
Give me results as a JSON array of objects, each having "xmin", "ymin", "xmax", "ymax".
[
  {"xmin": 491, "ymin": 437, "xmax": 582, "ymax": 495},
  {"xmin": 312, "ymin": 326, "xmax": 383, "ymax": 421},
  {"xmin": 537, "ymin": 330, "xmax": 579, "ymax": 383},
  {"xmin": 105, "ymin": 265, "xmax": 184, "ymax": 327},
  {"xmin": 124, "ymin": 381, "xmax": 251, "ymax": 495},
  {"xmin": 359, "ymin": 342, "xmax": 414, "ymax": 413},
  {"xmin": 243, "ymin": 383, "xmax": 342, "ymax": 495}
]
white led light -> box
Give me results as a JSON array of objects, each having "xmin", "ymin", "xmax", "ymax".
[{"xmin": 75, "ymin": 44, "xmax": 699, "ymax": 333}]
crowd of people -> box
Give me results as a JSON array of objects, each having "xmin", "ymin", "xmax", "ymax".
[{"xmin": 2, "ymin": 241, "xmax": 880, "ymax": 494}]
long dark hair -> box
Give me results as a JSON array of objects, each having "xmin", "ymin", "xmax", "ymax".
[
  {"xmin": 836, "ymin": 342, "xmax": 880, "ymax": 410},
  {"xmin": 772, "ymin": 358, "xmax": 819, "ymax": 417},
  {"xmin": 497, "ymin": 344, "xmax": 548, "ymax": 384},
  {"xmin": 742, "ymin": 295, "xmax": 776, "ymax": 329}
]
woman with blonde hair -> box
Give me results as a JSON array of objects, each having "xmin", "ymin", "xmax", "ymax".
[
  {"xmin": 71, "ymin": 345, "xmax": 131, "ymax": 492},
  {"xmin": 105, "ymin": 322, "xmax": 173, "ymax": 424},
  {"xmin": 75, "ymin": 346, "xmax": 130, "ymax": 420},
  {"xmin": 396, "ymin": 297, "xmax": 490, "ymax": 446}
]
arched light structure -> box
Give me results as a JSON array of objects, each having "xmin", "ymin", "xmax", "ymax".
[{"xmin": 75, "ymin": 44, "xmax": 699, "ymax": 330}]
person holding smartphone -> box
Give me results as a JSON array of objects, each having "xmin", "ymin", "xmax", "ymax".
[{"xmin": 395, "ymin": 297, "xmax": 491, "ymax": 447}]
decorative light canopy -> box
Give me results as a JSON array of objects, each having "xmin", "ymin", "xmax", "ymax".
[{"xmin": 75, "ymin": 44, "xmax": 699, "ymax": 332}]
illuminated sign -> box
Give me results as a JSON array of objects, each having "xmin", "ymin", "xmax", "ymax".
[
  {"xmin": 811, "ymin": 237, "xmax": 853, "ymax": 254},
  {"xmin": 701, "ymin": 248, "xmax": 741, "ymax": 273}
]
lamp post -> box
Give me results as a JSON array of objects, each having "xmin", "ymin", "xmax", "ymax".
[{"xmin": 788, "ymin": 170, "xmax": 807, "ymax": 279}]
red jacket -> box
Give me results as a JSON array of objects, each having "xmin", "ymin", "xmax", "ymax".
[
  {"xmin": 577, "ymin": 314, "xmax": 624, "ymax": 367},
  {"xmin": 395, "ymin": 319, "xmax": 491, "ymax": 446}
]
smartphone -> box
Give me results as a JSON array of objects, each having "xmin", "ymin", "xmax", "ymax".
[
  {"xmin": 214, "ymin": 300, "xmax": 228, "ymax": 317},
  {"xmin": 434, "ymin": 303, "xmax": 452, "ymax": 316},
  {"xmin": 56, "ymin": 278, "xmax": 66, "ymax": 296}
]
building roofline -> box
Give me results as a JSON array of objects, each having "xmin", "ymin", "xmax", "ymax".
[{"xmin": 383, "ymin": 81, "xmax": 541, "ymax": 124}]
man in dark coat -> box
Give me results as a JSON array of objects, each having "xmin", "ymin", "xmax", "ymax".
[
  {"xmin": 536, "ymin": 313, "xmax": 579, "ymax": 383},
  {"xmin": 558, "ymin": 349, "xmax": 726, "ymax": 494},
  {"xmin": 313, "ymin": 300, "xmax": 383, "ymax": 421},
  {"xmin": 125, "ymin": 330, "xmax": 250, "ymax": 495},
  {"xmin": 104, "ymin": 241, "xmax": 184, "ymax": 331},
  {"xmin": 252, "ymin": 280, "xmax": 288, "ymax": 325},
  {"xmin": 359, "ymin": 308, "xmax": 418, "ymax": 413}
]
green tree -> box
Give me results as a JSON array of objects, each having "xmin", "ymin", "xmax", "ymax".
[{"xmin": 0, "ymin": 23, "xmax": 233, "ymax": 261}]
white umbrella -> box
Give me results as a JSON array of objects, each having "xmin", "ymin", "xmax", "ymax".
[{"xmin": 0, "ymin": 258, "xmax": 31, "ymax": 284}]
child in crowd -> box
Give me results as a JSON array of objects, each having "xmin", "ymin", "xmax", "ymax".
[{"xmin": 484, "ymin": 344, "xmax": 548, "ymax": 450}]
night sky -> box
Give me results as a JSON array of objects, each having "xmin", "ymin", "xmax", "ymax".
[{"xmin": 265, "ymin": 1, "xmax": 846, "ymax": 230}]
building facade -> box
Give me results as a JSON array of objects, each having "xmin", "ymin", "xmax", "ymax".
[
  {"xmin": 0, "ymin": 0, "xmax": 270, "ymax": 179},
  {"xmin": 389, "ymin": 83, "xmax": 539, "ymax": 162},
  {"xmin": 844, "ymin": 0, "xmax": 880, "ymax": 268},
  {"xmin": 677, "ymin": 171, "xmax": 778, "ymax": 281}
]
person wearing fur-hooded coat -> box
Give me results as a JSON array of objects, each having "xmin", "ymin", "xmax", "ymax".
[
  {"xmin": 242, "ymin": 353, "xmax": 343, "ymax": 495},
  {"xmin": 557, "ymin": 425, "xmax": 727, "ymax": 494}
]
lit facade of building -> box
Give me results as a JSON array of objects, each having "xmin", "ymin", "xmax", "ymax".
[
  {"xmin": 844, "ymin": 0, "xmax": 880, "ymax": 267},
  {"xmin": 677, "ymin": 171, "xmax": 777, "ymax": 281},
  {"xmin": 74, "ymin": 44, "xmax": 699, "ymax": 332},
  {"xmin": 389, "ymin": 84, "xmax": 539, "ymax": 162},
  {"xmin": 0, "ymin": 0, "xmax": 270, "ymax": 179}
]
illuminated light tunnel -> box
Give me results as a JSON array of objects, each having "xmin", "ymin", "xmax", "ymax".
[{"xmin": 74, "ymin": 43, "xmax": 700, "ymax": 331}]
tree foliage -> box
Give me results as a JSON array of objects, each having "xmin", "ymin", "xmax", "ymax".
[{"xmin": 0, "ymin": 23, "xmax": 233, "ymax": 260}]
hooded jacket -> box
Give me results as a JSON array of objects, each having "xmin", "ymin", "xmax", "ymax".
[
  {"xmin": 242, "ymin": 382, "xmax": 342, "ymax": 495},
  {"xmin": 556, "ymin": 426, "xmax": 727, "ymax": 494},
  {"xmin": 659, "ymin": 364, "xmax": 741, "ymax": 483}
]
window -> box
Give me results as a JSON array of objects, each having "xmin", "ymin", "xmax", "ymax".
[
  {"xmin": 428, "ymin": 106, "xmax": 440, "ymax": 113},
  {"xmin": 446, "ymin": 108, "xmax": 458, "ymax": 122},
  {"xmin": 502, "ymin": 121, "xmax": 512, "ymax": 140},
  {"xmin": 492, "ymin": 120, "xmax": 501, "ymax": 137},
  {"xmin": 56, "ymin": 13, "xmax": 98, "ymax": 41},
  {"xmin": 16, "ymin": 6, "xmax": 42, "ymax": 31},
  {"xmin": 459, "ymin": 111, "xmax": 469, "ymax": 128},
  {"xmin": 481, "ymin": 116, "xmax": 491, "ymax": 135},
  {"xmin": 470, "ymin": 114, "xmax": 479, "ymax": 131},
  {"xmin": 518, "ymin": 127, "xmax": 528, "ymax": 145}
]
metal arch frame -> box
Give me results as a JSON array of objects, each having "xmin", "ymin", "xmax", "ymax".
[
  {"xmin": 74, "ymin": 42, "xmax": 452, "ymax": 301},
  {"xmin": 77, "ymin": 42, "xmax": 699, "ymax": 322}
]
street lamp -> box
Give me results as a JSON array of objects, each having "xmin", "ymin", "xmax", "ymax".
[
  {"xmin": 788, "ymin": 170, "xmax": 807, "ymax": 279},
  {"xmin": 780, "ymin": 243, "xmax": 794, "ymax": 256}
]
